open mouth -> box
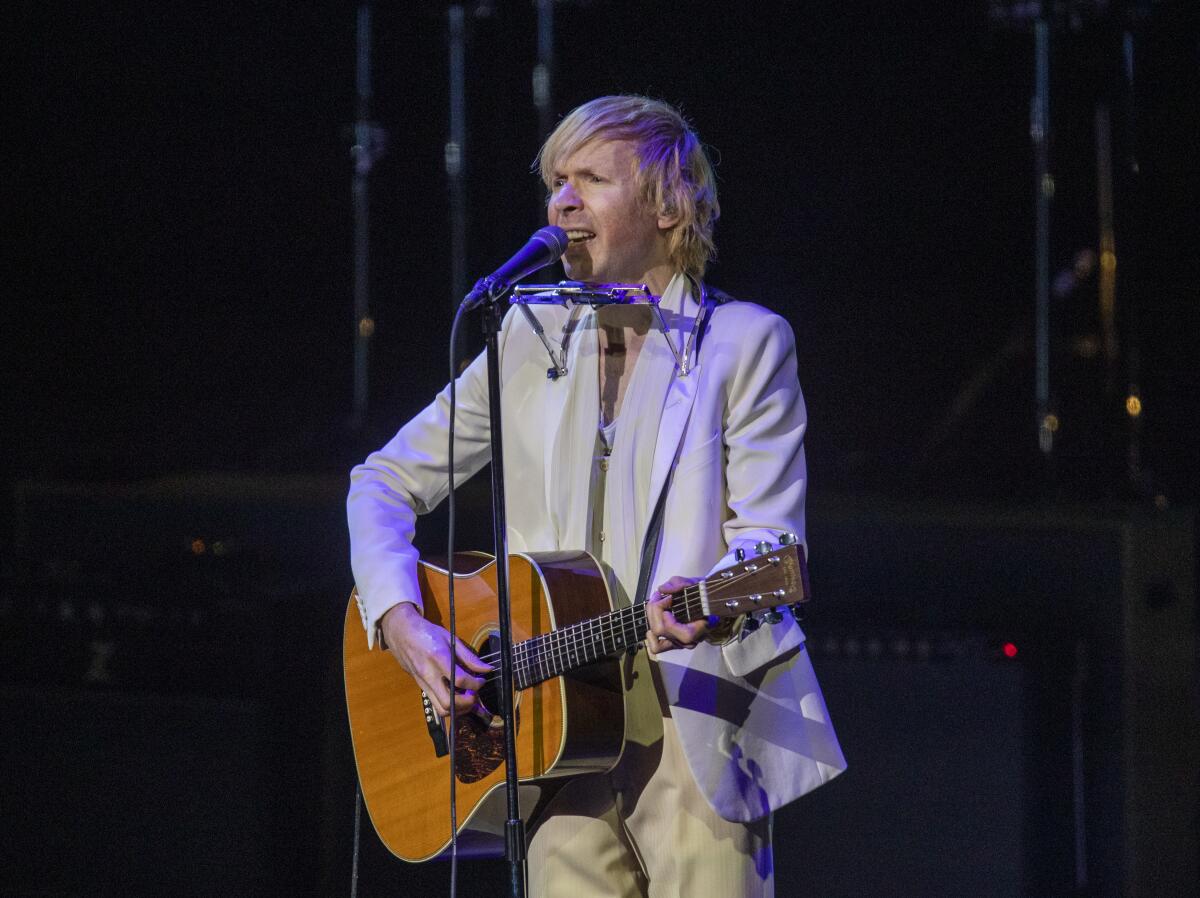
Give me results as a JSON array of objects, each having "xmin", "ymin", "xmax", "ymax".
[{"xmin": 565, "ymin": 230, "xmax": 595, "ymax": 245}]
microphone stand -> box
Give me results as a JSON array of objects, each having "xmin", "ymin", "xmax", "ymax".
[
  {"xmin": 473, "ymin": 285, "xmax": 526, "ymax": 898},
  {"xmin": 467, "ymin": 279, "xmax": 653, "ymax": 898}
]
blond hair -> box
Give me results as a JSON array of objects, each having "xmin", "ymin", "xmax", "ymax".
[{"xmin": 536, "ymin": 95, "xmax": 720, "ymax": 279}]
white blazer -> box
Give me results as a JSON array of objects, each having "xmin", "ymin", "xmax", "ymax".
[{"xmin": 347, "ymin": 278, "xmax": 846, "ymax": 822}]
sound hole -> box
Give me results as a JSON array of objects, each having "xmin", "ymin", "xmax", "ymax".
[
  {"xmin": 453, "ymin": 630, "xmax": 518, "ymax": 784},
  {"xmin": 475, "ymin": 631, "xmax": 504, "ymax": 719}
]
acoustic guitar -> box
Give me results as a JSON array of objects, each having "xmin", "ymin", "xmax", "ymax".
[{"xmin": 343, "ymin": 540, "xmax": 809, "ymax": 862}]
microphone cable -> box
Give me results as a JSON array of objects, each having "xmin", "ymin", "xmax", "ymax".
[{"xmin": 446, "ymin": 297, "xmax": 470, "ymax": 898}]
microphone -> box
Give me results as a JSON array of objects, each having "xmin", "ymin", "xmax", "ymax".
[{"xmin": 461, "ymin": 226, "xmax": 569, "ymax": 310}]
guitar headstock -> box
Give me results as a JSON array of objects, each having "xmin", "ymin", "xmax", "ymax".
[{"xmin": 696, "ymin": 536, "xmax": 810, "ymax": 621}]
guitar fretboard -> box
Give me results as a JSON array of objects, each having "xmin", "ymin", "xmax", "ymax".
[
  {"xmin": 508, "ymin": 544, "xmax": 802, "ymax": 690},
  {"xmin": 512, "ymin": 601, "xmax": 660, "ymax": 690}
]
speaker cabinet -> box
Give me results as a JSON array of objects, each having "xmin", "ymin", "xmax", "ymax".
[
  {"xmin": 772, "ymin": 498, "xmax": 1198, "ymax": 898},
  {"xmin": 4, "ymin": 477, "xmax": 346, "ymax": 897}
]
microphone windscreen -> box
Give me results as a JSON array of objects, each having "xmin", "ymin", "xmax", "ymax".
[{"xmin": 534, "ymin": 226, "xmax": 569, "ymax": 257}]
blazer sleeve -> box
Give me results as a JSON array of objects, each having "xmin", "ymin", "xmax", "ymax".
[
  {"xmin": 346, "ymin": 343, "xmax": 495, "ymax": 648},
  {"xmin": 709, "ymin": 308, "xmax": 811, "ymax": 677}
]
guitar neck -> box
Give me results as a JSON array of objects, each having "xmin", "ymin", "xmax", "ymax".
[
  {"xmin": 512, "ymin": 601, "xmax": 653, "ymax": 690},
  {"xmin": 511, "ymin": 543, "xmax": 806, "ymax": 690}
]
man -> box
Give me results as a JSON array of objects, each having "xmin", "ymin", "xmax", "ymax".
[{"xmin": 348, "ymin": 95, "xmax": 845, "ymax": 897}]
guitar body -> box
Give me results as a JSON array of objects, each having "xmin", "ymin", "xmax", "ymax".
[{"xmin": 343, "ymin": 551, "xmax": 625, "ymax": 862}]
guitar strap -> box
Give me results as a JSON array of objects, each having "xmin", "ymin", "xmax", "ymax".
[
  {"xmin": 633, "ymin": 469, "xmax": 671, "ymax": 607},
  {"xmin": 633, "ymin": 283, "xmax": 723, "ymax": 606}
]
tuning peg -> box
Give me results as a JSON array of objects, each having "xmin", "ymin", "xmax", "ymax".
[
  {"xmin": 734, "ymin": 547, "xmax": 746, "ymax": 563},
  {"xmin": 739, "ymin": 614, "xmax": 761, "ymax": 641},
  {"xmin": 790, "ymin": 602, "xmax": 806, "ymax": 623},
  {"xmin": 778, "ymin": 532, "xmax": 798, "ymax": 546},
  {"xmin": 755, "ymin": 540, "xmax": 772, "ymax": 556},
  {"xmin": 762, "ymin": 608, "xmax": 784, "ymax": 625}
]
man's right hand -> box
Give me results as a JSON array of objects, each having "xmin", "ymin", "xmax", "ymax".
[{"xmin": 380, "ymin": 602, "xmax": 492, "ymax": 717}]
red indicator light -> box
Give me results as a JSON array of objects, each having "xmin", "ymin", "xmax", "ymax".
[{"xmin": 1002, "ymin": 642, "xmax": 1019, "ymax": 659}]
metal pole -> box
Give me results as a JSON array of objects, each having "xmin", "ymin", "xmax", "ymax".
[
  {"xmin": 444, "ymin": 13, "xmax": 526, "ymax": 896},
  {"xmin": 531, "ymin": 0, "xmax": 556, "ymax": 231},
  {"xmin": 533, "ymin": 0, "xmax": 555, "ymax": 140},
  {"xmin": 1071, "ymin": 639, "xmax": 1090, "ymax": 890},
  {"xmin": 1032, "ymin": 20, "xmax": 1054, "ymax": 464},
  {"xmin": 1119, "ymin": 28, "xmax": 1145, "ymax": 491},
  {"xmin": 351, "ymin": 3, "xmax": 383, "ymax": 430},
  {"xmin": 481, "ymin": 298, "xmax": 527, "ymax": 898},
  {"xmin": 1094, "ymin": 104, "xmax": 1118, "ymax": 393},
  {"xmin": 447, "ymin": 5, "xmax": 468, "ymax": 310}
]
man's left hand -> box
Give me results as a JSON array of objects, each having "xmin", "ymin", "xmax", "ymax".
[{"xmin": 645, "ymin": 575, "xmax": 708, "ymax": 656}]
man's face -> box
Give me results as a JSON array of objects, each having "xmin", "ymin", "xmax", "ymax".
[{"xmin": 547, "ymin": 139, "xmax": 675, "ymax": 286}]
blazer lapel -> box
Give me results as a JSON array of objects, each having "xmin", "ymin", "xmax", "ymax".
[
  {"xmin": 543, "ymin": 307, "xmax": 598, "ymax": 550},
  {"xmin": 644, "ymin": 285, "xmax": 705, "ymax": 525},
  {"xmin": 645, "ymin": 373, "xmax": 699, "ymax": 527}
]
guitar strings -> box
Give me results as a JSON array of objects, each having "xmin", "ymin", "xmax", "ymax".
[
  {"xmin": 468, "ymin": 563, "xmax": 772, "ymax": 671},
  {"xmin": 468, "ymin": 585, "xmax": 790, "ymax": 689},
  {"xmin": 458, "ymin": 556, "xmax": 793, "ymax": 687},
  {"xmin": 466, "ymin": 588, "xmax": 788, "ymax": 687},
  {"xmin": 470, "ymin": 565, "xmax": 757, "ymax": 664}
]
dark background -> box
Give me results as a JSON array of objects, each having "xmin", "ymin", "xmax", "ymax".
[
  {"xmin": 5, "ymin": 1, "xmax": 1199, "ymax": 896},
  {"xmin": 8, "ymin": 1, "xmax": 1198, "ymax": 502}
]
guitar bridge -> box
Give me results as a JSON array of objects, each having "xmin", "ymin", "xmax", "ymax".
[{"xmin": 421, "ymin": 691, "xmax": 449, "ymax": 757}]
